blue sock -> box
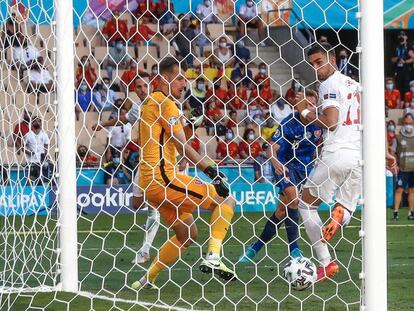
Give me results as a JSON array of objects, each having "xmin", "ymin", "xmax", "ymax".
[
  {"xmin": 285, "ymin": 207, "xmax": 300, "ymax": 254},
  {"xmin": 251, "ymin": 214, "xmax": 282, "ymax": 253}
]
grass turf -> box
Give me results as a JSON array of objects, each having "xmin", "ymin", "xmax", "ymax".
[{"xmin": 0, "ymin": 209, "xmax": 412, "ymax": 310}]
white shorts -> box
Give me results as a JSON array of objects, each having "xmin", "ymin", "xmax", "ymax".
[
  {"xmin": 304, "ymin": 149, "xmax": 361, "ymax": 212},
  {"xmin": 132, "ymin": 167, "xmax": 143, "ymax": 198}
]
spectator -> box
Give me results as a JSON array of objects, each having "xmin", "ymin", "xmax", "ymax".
[
  {"xmin": 214, "ymin": 37, "xmax": 234, "ymax": 67},
  {"xmin": 285, "ymin": 78, "xmax": 303, "ymax": 105},
  {"xmin": 103, "ymin": 150, "xmax": 132, "ymax": 185},
  {"xmin": 12, "ymin": 35, "xmax": 40, "ymax": 73},
  {"xmin": 391, "ymin": 31, "xmax": 412, "ymax": 94},
  {"xmin": 93, "ymin": 82, "xmax": 118, "ymax": 111},
  {"xmin": 193, "ymin": 16, "xmax": 212, "ymax": 58},
  {"xmin": 77, "ymin": 144, "xmax": 98, "ymax": 167},
  {"xmin": 81, "ymin": 8, "xmax": 105, "ymax": 28},
  {"xmin": 3, "ymin": 15, "xmax": 23, "ymax": 49},
  {"xmin": 403, "ymin": 80, "xmax": 414, "ymax": 108},
  {"xmin": 318, "ymin": 35, "xmax": 329, "ymax": 44},
  {"xmin": 157, "ymin": 0, "xmax": 177, "ymax": 34},
  {"xmin": 129, "ymin": 18, "xmax": 160, "ymax": 58},
  {"xmin": 231, "ymin": 61, "xmax": 253, "ymax": 88},
  {"xmin": 385, "ymin": 77, "xmax": 401, "ymax": 109},
  {"xmin": 216, "ymin": 129, "xmax": 239, "ymax": 164},
  {"xmin": 184, "ymin": 77, "xmax": 207, "ymax": 110},
  {"xmin": 239, "ymin": 128, "xmax": 261, "ymax": 161},
  {"xmin": 75, "ymin": 80, "xmax": 93, "ymax": 119},
  {"xmin": 75, "ymin": 56, "xmax": 97, "ymax": 89},
  {"xmin": 246, "ymin": 102, "xmax": 263, "ymax": 125},
  {"xmin": 387, "ymin": 120, "xmax": 397, "ymax": 152},
  {"xmin": 249, "ymin": 78, "xmax": 273, "ymax": 109},
  {"xmin": 271, "ymin": 97, "xmax": 292, "ymax": 124},
  {"xmin": 254, "ymin": 62, "xmax": 268, "ymax": 83},
  {"xmin": 23, "ymin": 117, "xmax": 51, "ymax": 184},
  {"xmin": 235, "ymin": 40, "xmax": 250, "ymax": 63},
  {"xmin": 206, "ymin": 78, "xmax": 229, "ymax": 109},
  {"xmin": 261, "ymin": 117, "xmax": 278, "ymax": 141},
  {"xmin": 106, "ymin": 38, "xmax": 132, "ymax": 80},
  {"xmin": 237, "ymin": 0, "xmax": 267, "ymax": 47},
  {"xmin": 102, "ymin": 10, "xmax": 128, "ymax": 44},
  {"xmin": 228, "ymin": 82, "xmax": 248, "ymax": 110},
  {"xmin": 103, "ymin": 76, "xmax": 121, "ymax": 92},
  {"xmin": 26, "ymin": 57, "xmax": 53, "ymax": 93},
  {"xmin": 226, "ymin": 110, "xmax": 238, "ymax": 129},
  {"xmin": 172, "ymin": 17, "xmax": 197, "ymax": 68},
  {"xmin": 196, "ymin": 0, "xmax": 218, "ymax": 23},
  {"xmin": 253, "ymin": 142, "xmax": 274, "ymax": 182},
  {"xmin": 337, "ymin": 48, "xmax": 354, "ymax": 78},
  {"xmin": 150, "ymin": 64, "xmax": 159, "ymax": 89},
  {"xmin": 13, "ymin": 110, "xmax": 31, "ymax": 154},
  {"xmin": 120, "ymin": 60, "xmax": 139, "ymax": 94},
  {"xmin": 106, "ymin": 106, "xmax": 132, "ymax": 161},
  {"xmin": 205, "ymin": 100, "xmax": 224, "ymax": 135},
  {"xmin": 393, "ymin": 113, "xmax": 414, "ymax": 220}
]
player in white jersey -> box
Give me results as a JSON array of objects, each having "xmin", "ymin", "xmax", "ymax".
[
  {"xmin": 295, "ymin": 43, "xmax": 361, "ymax": 281},
  {"xmin": 93, "ymin": 73, "xmax": 160, "ymax": 264}
]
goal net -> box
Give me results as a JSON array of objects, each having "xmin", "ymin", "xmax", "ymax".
[{"xmin": 0, "ymin": 0, "xmax": 384, "ymax": 310}]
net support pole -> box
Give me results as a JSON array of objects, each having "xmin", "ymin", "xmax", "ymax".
[
  {"xmin": 56, "ymin": 0, "xmax": 78, "ymax": 292},
  {"xmin": 360, "ymin": 0, "xmax": 387, "ymax": 310}
]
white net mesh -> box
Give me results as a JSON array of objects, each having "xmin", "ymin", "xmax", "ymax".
[{"xmin": 0, "ymin": 0, "xmax": 363, "ymax": 310}]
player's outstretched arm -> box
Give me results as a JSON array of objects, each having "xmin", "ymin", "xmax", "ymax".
[{"xmin": 92, "ymin": 116, "xmax": 129, "ymax": 131}]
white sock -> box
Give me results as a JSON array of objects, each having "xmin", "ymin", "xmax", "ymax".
[
  {"xmin": 139, "ymin": 206, "xmax": 160, "ymax": 254},
  {"xmin": 206, "ymin": 252, "xmax": 220, "ymax": 261},
  {"xmin": 299, "ymin": 200, "xmax": 332, "ymax": 266}
]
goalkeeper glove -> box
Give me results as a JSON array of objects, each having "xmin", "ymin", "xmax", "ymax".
[
  {"xmin": 186, "ymin": 107, "xmax": 204, "ymax": 129},
  {"xmin": 203, "ymin": 166, "xmax": 230, "ymax": 198}
]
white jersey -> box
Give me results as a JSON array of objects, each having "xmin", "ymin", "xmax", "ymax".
[
  {"xmin": 23, "ymin": 130, "xmax": 50, "ymax": 163},
  {"xmin": 318, "ymin": 71, "xmax": 361, "ymax": 153}
]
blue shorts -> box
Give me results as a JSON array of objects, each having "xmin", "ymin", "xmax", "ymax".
[
  {"xmin": 396, "ymin": 171, "xmax": 414, "ymax": 189},
  {"xmin": 275, "ymin": 166, "xmax": 308, "ymax": 192}
]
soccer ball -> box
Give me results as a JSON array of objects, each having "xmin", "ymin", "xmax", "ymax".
[{"xmin": 283, "ymin": 257, "xmax": 317, "ymax": 291}]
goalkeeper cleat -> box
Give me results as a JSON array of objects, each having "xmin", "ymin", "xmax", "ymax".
[
  {"xmin": 131, "ymin": 251, "xmax": 150, "ymax": 265},
  {"xmin": 199, "ymin": 256, "xmax": 238, "ymax": 281},
  {"xmin": 290, "ymin": 248, "xmax": 303, "ymax": 259},
  {"xmin": 131, "ymin": 277, "xmax": 159, "ymax": 290},
  {"xmin": 322, "ymin": 206, "xmax": 344, "ymax": 242},
  {"xmin": 317, "ymin": 261, "xmax": 339, "ymax": 282},
  {"xmin": 238, "ymin": 246, "xmax": 257, "ymax": 264}
]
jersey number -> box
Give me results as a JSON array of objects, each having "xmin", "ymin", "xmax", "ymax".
[{"xmin": 343, "ymin": 91, "xmax": 361, "ymax": 126}]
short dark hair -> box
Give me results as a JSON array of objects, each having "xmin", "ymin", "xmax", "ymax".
[
  {"xmin": 159, "ymin": 56, "xmax": 188, "ymax": 74},
  {"xmin": 403, "ymin": 112, "xmax": 414, "ymax": 120},
  {"xmin": 230, "ymin": 110, "xmax": 237, "ymax": 115},
  {"xmin": 307, "ymin": 42, "xmax": 335, "ymax": 58},
  {"xmin": 134, "ymin": 71, "xmax": 150, "ymax": 84},
  {"xmin": 305, "ymin": 89, "xmax": 318, "ymax": 98}
]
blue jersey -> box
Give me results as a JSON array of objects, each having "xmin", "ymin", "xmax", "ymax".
[{"xmin": 272, "ymin": 112, "xmax": 322, "ymax": 173}]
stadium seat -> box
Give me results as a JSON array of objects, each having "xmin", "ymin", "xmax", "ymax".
[
  {"xmin": 94, "ymin": 46, "xmax": 109, "ymax": 63},
  {"xmin": 207, "ymin": 24, "xmax": 225, "ymax": 41},
  {"xmin": 388, "ymin": 109, "xmax": 404, "ymax": 124}
]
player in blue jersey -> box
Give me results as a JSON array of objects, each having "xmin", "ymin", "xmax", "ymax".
[{"xmin": 239, "ymin": 90, "xmax": 322, "ymax": 263}]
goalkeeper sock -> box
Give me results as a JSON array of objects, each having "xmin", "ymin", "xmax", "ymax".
[
  {"xmin": 140, "ymin": 207, "xmax": 160, "ymax": 254},
  {"xmin": 208, "ymin": 204, "xmax": 234, "ymax": 256},
  {"xmin": 285, "ymin": 207, "xmax": 300, "ymax": 254},
  {"xmin": 147, "ymin": 235, "xmax": 186, "ymax": 284},
  {"xmin": 298, "ymin": 201, "xmax": 331, "ymax": 266},
  {"xmin": 252, "ymin": 213, "xmax": 282, "ymax": 253}
]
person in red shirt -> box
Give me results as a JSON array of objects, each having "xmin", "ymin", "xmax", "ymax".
[
  {"xmin": 285, "ymin": 78, "xmax": 303, "ymax": 105},
  {"xmin": 205, "ymin": 100, "xmax": 224, "ymax": 135},
  {"xmin": 13, "ymin": 110, "xmax": 31, "ymax": 154},
  {"xmin": 75, "ymin": 56, "xmax": 97, "ymax": 89},
  {"xmin": 102, "ymin": 11, "xmax": 128, "ymax": 44},
  {"xmin": 254, "ymin": 62, "xmax": 268, "ymax": 83},
  {"xmin": 403, "ymin": 80, "xmax": 414, "ymax": 108},
  {"xmin": 385, "ymin": 77, "xmax": 401, "ymax": 109},
  {"xmin": 206, "ymin": 78, "xmax": 229, "ymax": 109},
  {"xmin": 129, "ymin": 18, "xmax": 160, "ymax": 58},
  {"xmin": 228, "ymin": 83, "xmax": 248, "ymax": 110},
  {"xmin": 387, "ymin": 120, "xmax": 397, "ymax": 151},
  {"xmin": 226, "ymin": 110, "xmax": 238, "ymax": 129},
  {"xmin": 216, "ymin": 129, "xmax": 239, "ymax": 164},
  {"xmin": 249, "ymin": 78, "xmax": 273, "ymax": 109},
  {"xmin": 239, "ymin": 128, "xmax": 261, "ymax": 160},
  {"xmin": 120, "ymin": 60, "xmax": 141, "ymax": 93},
  {"xmin": 149, "ymin": 64, "xmax": 159, "ymax": 89}
]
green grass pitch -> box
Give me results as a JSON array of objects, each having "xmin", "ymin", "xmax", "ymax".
[{"xmin": 1, "ymin": 209, "xmax": 413, "ymax": 311}]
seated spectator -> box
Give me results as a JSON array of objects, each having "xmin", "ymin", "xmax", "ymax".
[
  {"xmin": 120, "ymin": 60, "xmax": 139, "ymax": 94},
  {"xmin": 271, "ymin": 97, "xmax": 292, "ymax": 124},
  {"xmin": 214, "ymin": 37, "xmax": 234, "ymax": 67},
  {"xmin": 75, "ymin": 80, "xmax": 93, "ymax": 119},
  {"xmin": 237, "ymin": 0, "xmax": 266, "ymax": 47},
  {"xmin": 239, "ymin": 128, "xmax": 262, "ymax": 161},
  {"xmin": 103, "ymin": 150, "xmax": 132, "ymax": 185},
  {"xmin": 246, "ymin": 102, "xmax": 263, "ymax": 125},
  {"xmin": 129, "ymin": 18, "xmax": 160, "ymax": 58},
  {"xmin": 26, "ymin": 57, "xmax": 53, "ymax": 93},
  {"xmin": 231, "ymin": 61, "xmax": 253, "ymax": 88},
  {"xmin": 285, "ymin": 78, "xmax": 303, "ymax": 105},
  {"xmin": 226, "ymin": 110, "xmax": 238, "ymax": 129},
  {"xmin": 385, "ymin": 77, "xmax": 401, "ymax": 109},
  {"xmin": 157, "ymin": 0, "xmax": 177, "ymax": 34},
  {"xmin": 249, "ymin": 78, "xmax": 273, "ymax": 109},
  {"xmin": 184, "ymin": 77, "xmax": 207, "ymax": 110},
  {"xmin": 81, "ymin": 8, "xmax": 105, "ymax": 28},
  {"xmin": 196, "ymin": 0, "xmax": 218, "ymax": 23},
  {"xmin": 12, "ymin": 35, "xmax": 40, "ymax": 73},
  {"xmin": 216, "ymin": 129, "xmax": 239, "ymax": 164},
  {"xmin": 103, "ymin": 76, "xmax": 121, "ymax": 92},
  {"xmin": 206, "ymin": 78, "xmax": 229, "ymax": 108},
  {"xmin": 172, "ymin": 17, "xmax": 197, "ymax": 68},
  {"xmin": 387, "ymin": 120, "xmax": 397, "ymax": 152},
  {"xmin": 93, "ymin": 82, "xmax": 118, "ymax": 111},
  {"xmin": 75, "ymin": 56, "xmax": 97, "ymax": 89},
  {"xmin": 235, "ymin": 40, "xmax": 250, "ymax": 62},
  {"xmin": 253, "ymin": 142, "xmax": 274, "ymax": 182},
  {"xmin": 106, "ymin": 106, "xmax": 132, "ymax": 161},
  {"xmin": 13, "ymin": 110, "xmax": 31, "ymax": 154},
  {"xmin": 205, "ymin": 100, "xmax": 224, "ymax": 135},
  {"xmin": 193, "ymin": 17, "xmax": 212, "ymax": 58},
  {"xmin": 261, "ymin": 117, "xmax": 278, "ymax": 141},
  {"xmin": 228, "ymin": 83, "xmax": 248, "ymax": 110},
  {"xmin": 337, "ymin": 48, "xmax": 355, "ymax": 78},
  {"xmin": 102, "ymin": 10, "xmax": 128, "ymax": 45},
  {"xmin": 77, "ymin": 144, "xmax": 98, "ymax": 167},
  {"xmin": 106, "ymin": 38, "xmax": 132, "ymax": 80},
  {"xmin": 254, "ymin": 62, "xmax": 268, "ymax": 83},
  {"xmin": 3, "ymin": 14, "xmax": 23, "ymax": 49},
  {"xmin": 403, "ymin": 80, "xmax": 414, "ymax": 108}
]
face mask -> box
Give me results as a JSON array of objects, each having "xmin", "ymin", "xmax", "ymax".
[
  {"xmin": 152, "ymin": 69, "xmax": 158, "ymax": 75},
  {"xmin": 204, "ymin": 0, "xmax": 211, "ymax": 7},
  {"xmin": 225, "ymin": 133, "xmax": 233, "ymax": 140},
  {"xmin": 247, "ymin": 1, "xmax": 254, "ymax": 7},
  {"xmin": 80, "ymin": 85, "xmax": 87, "ymax": 92},
  {"xmin": 388, "ymin": 125, "xmax": 395, "ymax": 132},
  {"xmin": 254, "ymin": 116, "xmax": 262, "ymax": 123},
  {"xmin": 250, "ymin": 105, "xmax": 257, "ymax": 110},
  {"xmin": 259, "ymin": 68, "xmax": 266, "ymax": 74},
  {"xmin": 386, "ymin": 83, "xmax": 394, "ymax": 90},
  {"xmin": 113, "ymin": 157, "xmax": 120, "ymax": 165},
  {"xmin": 116, "ymin": 43, "xmax": 123, "ymax": 50},
  {"xmin": 267, "ymin": 120, "xmax": 275, "ymax": 127},
  {"xmin": 247, "ymin": 133, "xmax": 255, "ymax": 141},
  {"xmin": 219, "ymin": 42, "xmax": 227, "ymax": 48},
  {"xmin": 197, "ymin": 83, "xmax": 205, "ymax": 91},
  {"xmin": 294, "ymin": 82, "xmax": 301, "ymax": 91},
  {"xmin": 404, "ymin": 125, "xmax": 414, "ymax": 134},
  {"xmin": 410, "ymin": 87, "xmax": 414, "ymax": 93},
  {"xmin": 237, "ymin": 40, "xmax": 245, "ymax": 47}
]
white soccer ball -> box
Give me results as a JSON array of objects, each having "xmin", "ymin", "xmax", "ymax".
[{"xmin": 283, "ymin": 257, "xmax": 317, "ymax": 291}]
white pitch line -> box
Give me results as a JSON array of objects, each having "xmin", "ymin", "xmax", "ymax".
[{"xmin": 77, "ymin": 290, "xmax": 207, "ymax": 311}]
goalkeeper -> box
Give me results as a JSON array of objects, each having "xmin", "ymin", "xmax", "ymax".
[
  {"xmin": 239, "ymin": 90, "xmax": 321, "ymax": 263},
  {"xmin": 132, "ymin": 57, "xmax": 237, "ymax": 290}
]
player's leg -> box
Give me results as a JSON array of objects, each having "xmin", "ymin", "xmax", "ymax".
[
  {"xmin": 393, "ymin": 178, "xmax": 404, "ymax": 220},
  {"xmin": 408, "ymin": 186, "xmax": 414, "ymax": 220},
  {"xmin": 281, "ymin": 185, "xmax": 302, "ymax": 258}
]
